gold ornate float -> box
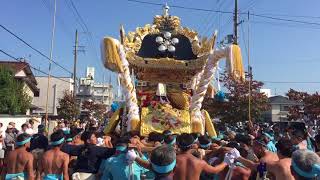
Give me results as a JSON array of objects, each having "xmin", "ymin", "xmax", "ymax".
[{"xmin": 101, "ymin": 4, "xmax": 245, "ymax": 135}]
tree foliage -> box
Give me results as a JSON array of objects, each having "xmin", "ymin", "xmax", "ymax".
[
  {"xmin": 58, "ymin": 91, "xmax": 80, "ymax": 120},
  {"xmin": 203, "ymin": 73, "xmax": 270, "ymax": 124},
  {"xmin": 286, "ymin": 89, "xmax": 320, "ymax": 121},
  {"xmin": 0, "ymin": 66, "xmax": 32, "ymax": 114},
  {"xmin": 81, "ymin": 100, "xmax": 107, "ymax": 121}
]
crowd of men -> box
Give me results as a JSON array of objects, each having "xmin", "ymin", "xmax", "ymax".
[{"xmin": 0, "ymin": 120, "xmax": 320, "ymax": 180}]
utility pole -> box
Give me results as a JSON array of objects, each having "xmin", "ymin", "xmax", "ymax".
[
  {"xmin": 248, "ymin": 66, "xmax": 253, "ymax": 128},
  {"xmin": 233, "ymin": 0, "xmax": 238, "ymax": 44},
  {"xmin": 45, "ymin": 0, "xmax": 57, "ymax": 129},
  {"xmin": 247, "ymin": 11, "xmax": 253, "ymax": 129},
  {"xmin": 102, "ymin": 73, "xmax": 105, "ymax": 104},
  {"xmin": 73, "ymin": 30, "xmax": 78, "ymax": 98}
]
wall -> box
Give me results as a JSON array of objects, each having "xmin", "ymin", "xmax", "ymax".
[
  {"xmin": 77, "ymin": 83, "xmax": 113, "ymax": 108},
  {"xmin": 271, "ymin": 104, "xmax": 280, "ymax": 122},
  {"xmin": 32, "ymin": 77, "xmax": 73, "ymax": 115},
  {"xmin": 0, "ymin": 115, "xmax": 41, "ymax": 133}
]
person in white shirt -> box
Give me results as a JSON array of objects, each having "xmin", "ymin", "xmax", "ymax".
[{"xmin": 0, "ymin": 130, "xmax": 4, "ymax": 168}]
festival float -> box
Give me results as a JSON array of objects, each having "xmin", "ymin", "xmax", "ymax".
[{"xmin": 101, "ymin": 5, "xmax": 245, "ymax": 136}]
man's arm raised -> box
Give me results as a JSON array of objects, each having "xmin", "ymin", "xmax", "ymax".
[
  {"xmin": 202, "ymin": 160, "xmax": 228, "ymax": 174},
  {"xmin": 126, "ymin": 149, "xmax": 151, "ymax": 169},
  {"xmin": 237, "ymin": 156, "xmax": 259, "ymax": 170}
]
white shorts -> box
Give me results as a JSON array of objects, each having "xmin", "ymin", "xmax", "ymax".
[
  {"xmin": 72, "ymin": 172, "xmax": 96, "ymax": 180},
  {"xmin": 0, "ymin": 149, "xmax": 4, "ymax": 159}
]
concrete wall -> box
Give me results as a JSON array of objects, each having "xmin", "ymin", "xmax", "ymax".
[
  {"xmin": 270, "ymin": 104, "xmax": 290, "ymax": 122},
  {"xmin": 32, "ymin": 77, "xmax": 73, "ymax": 115},
  {"xmin": 0, "ymin": 115, "xmax": 41, "ymax": 133}
]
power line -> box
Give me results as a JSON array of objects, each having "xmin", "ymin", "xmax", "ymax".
[
  {"xmin": 251, "ymin": 13, "xmax": 320, "ymax": 26},
  {"xmin": 40, "ymin": 0, "xmax": 73, "ymax": 41},
  {"xmin": 127, "ymin": 0, "xmax": 233, "ymax": 14},
  {"xmin": 0, "ymin": 49, "xmax": 71, "ymax": 84},
  {"xmin": 198, "ymin": 0, "xmax": 223, "ymax": 35},
  {"xmin": 262, "ymin": 81, "xmax": 320, "ymax": 84},
  {"xmin": 250, "ymin": 20, "xmax": 320, "ymax": 30},
  {"xmin": 68, "ymin": 0, "xmax": 89, "ymax": 32},
  {"xmin": 254, "ymin": 13, "xmax": 320, "ymax": 19},
  {"xmin": 240, "ymin": 23, "xmax": 249, "ymax": 61},
  {"xmin": 128, "ymin": 0, "xmax": 320, "ymax": 27},
  {"xmin": 65, "ymin": 0, "xmax": 100, "ymax": 68},
  {"xmin": 0, "ymin": 24, "xmax": 73, "ymax": 75},
  {"xmin": 241, "ymin": 0, "xmax": 258, "ymax": 12},
  {"xmin": 64, "ymin": 0, "xmax": 87, "ymax": 32}
]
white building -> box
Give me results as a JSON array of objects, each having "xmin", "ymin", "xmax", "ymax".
[
  {"xmin": 0, "ymin": 61, "xmax": 40, "ymax": 115},
  {"xmin": 259, "ymin": 89, "xmax": 272, "ymax": 98},
  {"xmin": 263, "ymin": 95, "xmax": 302, "ymax": 122},
  {"xmin": 32, "ymin": 76, "xmax": 74, "ymax": 115},
  {"xmin": 76, "ymin": 67, "xmax": 113, "ymax": 109}
]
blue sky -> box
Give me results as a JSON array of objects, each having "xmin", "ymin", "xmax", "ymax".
[{"xmin": 1, "ymin": 0, "xmax": 320, "ymax": 95}]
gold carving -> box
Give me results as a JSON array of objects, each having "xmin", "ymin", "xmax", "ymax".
[
  {"xmin": 153, "ymin": 15, "xmax": 180, "ymax": 31},
  {"xmin": 123, "ymin": 14, "xmax": 215, "ymax": 57},
  {"xmin": 123, "ymin": 24, "xmax": 159, "ymax": 53}
]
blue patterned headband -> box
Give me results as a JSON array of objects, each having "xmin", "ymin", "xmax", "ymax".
[
  {"xmin": 151, "ymin": 159, "xmax": 176, "ymax": 174},
  {"xmin": 116, "ymin": 146, "xmax": 127, "ymax": 152},
  {"xmin": 200, "ymin": 142, "xmax": 212, "ymax": 149},
  {"xmin": 167, "ymin": 137, "xmax": 176, "ymax": 145},
  {"xmin": 292, "ymin": 160, "xmax": 320, "ymax": 178},
  {"xmin": 51, "ymin": 137, "xmax": 65, "ymax": 146},
  {"xmin": 16, "ymin": 137, "xmax": 32, "ymax": 146}
]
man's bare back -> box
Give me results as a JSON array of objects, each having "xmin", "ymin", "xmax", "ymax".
[
  {"xmin": 40, "ymin": 148, "xmax": 69, "ymax": 179},
  {"xmin": 174, "ymin": 152, "xmax": 227, "ymax": 180},
  {"xmin": 267, "ymin": 158, "xmax": 294, "ymax": 180},
  {"xmin": 260, "ymin": 151, "xmax": 279, "ymax": 163},
  {"xmin": 6, "ymin": 148, "xmax": 33, "ymax": 174}
]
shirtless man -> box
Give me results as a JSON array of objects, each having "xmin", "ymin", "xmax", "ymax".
[
  {"xmin": 237, "ymin": 137, "xmax": 284, "ymax": 180},
  {"xmin": 128, "ymin": 133, "xmax": 230, "ymax": 180},
  {"xmin": 174, "ymin": 133, "xmax": 228, "ymax": 180},
  {"xmin": 38, "ymin": 131, "xmax": 69, "ymax": 180},
  {"xmin": 4, "ymin": 133, "xmax": 34, "ymax": 180}
]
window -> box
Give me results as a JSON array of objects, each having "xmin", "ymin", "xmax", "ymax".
[
  {"xmin": 137, "ymin": 81, "xmax": 147, "ymax": 87},
  {"xmin": 280, "ymin": 105, "xmax": 289, "ymax": 111}
]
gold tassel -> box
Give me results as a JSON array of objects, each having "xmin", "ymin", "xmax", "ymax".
[
  {"xmin": 231, "ymin": 45, "xmax": 245, "ymax": 80},
  {"xmin": 130, "ymin": 119, "xmax": 140, "ymax": 132},
  {"xmin": 202, "ymin": 110, "xmax": 217, "ymax": 137},
  {"xmin": 102, "ymin": 37, "xmax": 123, "ymax": 73},
  {"xmin": 192, "ymin": 121, "xmax": 203, "ymax": 133},
  {"xmin": 104, "ymin": 109, "xmax": 120, "ymax": 134}
]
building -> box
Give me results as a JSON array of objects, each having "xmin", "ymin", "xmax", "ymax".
[
  {"xmin": 76, "ymin": 67, "xmax": 113, "ymax": 109},
  {"xmin": 0, "ymin": 61, "xmax": 39, "ymax": 115},
  {"xmin": 259, "ymin": 89, "xmax": 271, "ymax": 98},
  {"xmin": 264, "ymin": 95, "xmax": 302, "ymax": 122},
  {"xmin": 32, "ymin": 76, "xmax": 73, "ymax": 116}
]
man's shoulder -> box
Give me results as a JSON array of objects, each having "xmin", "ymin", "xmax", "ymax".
[
  {"xmin": 60, "ymin": 150, "xmax": 70, "ymax": 159},
  {"xmin": 24, "ymin": 151, "xmax": 34, "ymax": 159}
]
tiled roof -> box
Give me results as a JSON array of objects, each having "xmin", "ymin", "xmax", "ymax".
[
  {"xmin": 268, "ymin": 95, "xmax": 300, "ymax": 105},
  {"xmin": 0, "ymin": 60, "xmax": 39, "ymax": 95}
]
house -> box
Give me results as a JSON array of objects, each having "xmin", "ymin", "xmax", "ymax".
[
  {"xmin": 32, "ymin": 76, "xmax": 74, "ymax": 116},
  {"xmin": 0, "ymin": 61, "xmax": 39, "ymax": 115},
  {"xmin": 264, "ymin": 95, "xmax": 302, "ymax": 122},
  {"xmin": 76, "ymin": 67, "xmax": 113, "ymax": 111}
]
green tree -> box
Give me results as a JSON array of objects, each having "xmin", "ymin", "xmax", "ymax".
[
  {"xmin": 286, "ymin": 89, "xmax": 320, "ymax": 121},
  {"xmin": 203, "ymin": 73, "xmax": 270, "ymax": 124},
  {"xmin": 0, "ymin": 66, "xmax": 32, "ymax": 114},
  {"xmin": 81, "ymin": 100, "xmax": 107, "ymax": 121},
  {"xmin": 58, "ymin": 91, "xmax": 80, "ymax": 120}
]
